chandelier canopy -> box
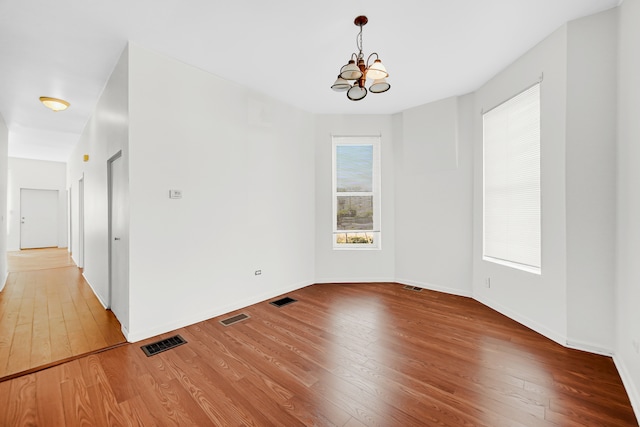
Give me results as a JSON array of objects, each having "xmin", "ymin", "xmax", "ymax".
[{"xmin": 331, "ymin": 16, "xmax": 390, "ymax": 101}]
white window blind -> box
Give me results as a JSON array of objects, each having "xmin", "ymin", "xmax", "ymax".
[{"xmin": 483, "ymin": 83, "xmax": 541, "ymax": 272}]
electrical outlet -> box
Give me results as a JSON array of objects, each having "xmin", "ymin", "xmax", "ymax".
[
  {"xmin": 485, "ymin": 277, "xmax": 491, "ymax": 288},
  {"xmin": 633, "ymin": 340, "xmax": 639, "ymax": 354},
  {"xmin": 254, "ymin": 270, "xmax": 262, "ymax": 276}
]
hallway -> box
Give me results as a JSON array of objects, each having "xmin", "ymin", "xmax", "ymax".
[{"xmin": 0, "ymin": 248, "xmax": 125, "ymax": 380}]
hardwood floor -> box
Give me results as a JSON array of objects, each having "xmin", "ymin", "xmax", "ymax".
[
  {"xmin": 0, "ymin": 282, "xmax": 637, "ymax": 426},
  {"xmin": 6, "ymin": 248, "xmax": 76, "ymax": 272},
  {"xmin": 0, "ymin": 248, "xmax": 126, "ymax": 380}
]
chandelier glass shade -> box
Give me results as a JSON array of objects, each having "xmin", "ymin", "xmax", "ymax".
[{"xmin": 331, "ymin": 16, "xmax": 390, "ymax": 101}]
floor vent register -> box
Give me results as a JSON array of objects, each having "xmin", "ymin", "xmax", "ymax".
[
  {"xmin": 270, "ymin": 296, "xmax": 298, "ymax": 307},
  {"xmin": 141, "ymin": 335, "xmax": 187, "ymax": 357},
  {"xmin": 219, "ymin": 313, "xmax": 250, "ymax": 326}
]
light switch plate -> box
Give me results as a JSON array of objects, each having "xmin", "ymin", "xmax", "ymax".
[{"xmin": 169, "ymin": 189, "xmax": 182, "ymax": 199}]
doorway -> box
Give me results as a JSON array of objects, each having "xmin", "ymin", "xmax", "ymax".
[
  {"xmin": 108, "ymin": 151, "xmax": 128, "ymax": 332},
  {"xmin": 78, "ymin": 176, "xmax": 84, "ymax": 268},
  {"xmin": 20, "ymin": 188, "xmax": 58, "ymax": 249}
]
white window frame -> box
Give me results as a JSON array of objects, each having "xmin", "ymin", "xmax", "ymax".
[
  {"xmin": 482, "ymin": 82, "xmax": 541, "ymax": 274},
  {"xmin": 332, "ymin": 136, "xmax": 381, "ymax": 250}
]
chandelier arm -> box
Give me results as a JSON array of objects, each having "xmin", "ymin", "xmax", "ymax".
[{"xmin": 366, "ymin": 52, "xmax": 380, "ymax": 68}]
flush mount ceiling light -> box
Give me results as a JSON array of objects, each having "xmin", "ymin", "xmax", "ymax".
[
  {"xmin": 331, "ymin": 15, "xmax": 390, "ymax": 101},
  {"xmin": 39, "ymin": 96, "xmax": 70, "ymax": 112}
]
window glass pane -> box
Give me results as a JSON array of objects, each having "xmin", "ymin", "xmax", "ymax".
[
  {"xmin": 335, "ymin": 232, "xmax": 375, "ymax": 245},
  {"xmin": 337, "ymin": 196, "xmax": 373, "ymax": 230},
  {"xmin": 336, "ymin": 145, "xmax": 373, "ymax": 192}
]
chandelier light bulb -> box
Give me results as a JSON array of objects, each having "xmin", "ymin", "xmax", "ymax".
[{"xmin": 366, "ymin": 59, "xmax": 388, "ymax": 80}]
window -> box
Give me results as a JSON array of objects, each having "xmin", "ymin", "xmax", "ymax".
[
  {"xmin": 332, "ymin": 136, "xmax": 381, "ymax": 249},
  {"xmin": 483, "ymin": 83, "xmax": 541, "ymax": 273}
]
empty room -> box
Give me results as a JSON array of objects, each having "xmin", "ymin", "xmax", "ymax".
[{"xmin": 0, "ymin": 0, "xmax": 639, "ymax": 425}]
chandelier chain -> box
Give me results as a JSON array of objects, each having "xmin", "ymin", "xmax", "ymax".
[{"xmin": 356, "ymin": 25, "xmax": 364, "ymax": 58}]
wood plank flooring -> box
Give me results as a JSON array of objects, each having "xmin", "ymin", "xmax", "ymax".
[
  {"xmin": 0, "ymin": 282, "xmax": 636, "ymax": 426},
  {"xmin": 0, "ymin": 248, "xmax": 126, "ymax": 380},
  {"xmin": 6, "ymin": 248, "xmax": 76, "ymax": 272}
]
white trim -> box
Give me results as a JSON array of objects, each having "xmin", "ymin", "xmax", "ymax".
[
  {"xmin": 120, "ymin": 325, "xmax": 129, "ymax": 341},
  {"xmin": 126, "ymin": 279, "xmax": 314, "ymax": 343},
  {"xmin": 565, "ymin": 340, "xmax": 613, "ymax": 357},
  {"xmin": 482, "ymin": 256, "xmax": 541, "ymax": 275},
  {"xmin": 613, "ymin": 354, "xmax": 640, "ymax": 423},
  {"xmin": 0, "ymin": 271, "xmax": 7, "ymax": 292},
  {"xmin": 395, "ymin": 278, "xmax": 473, "ymax": 298},
  {"xmin": 474, "ymin": 293, "xmax": 566, "ymax": 346},
  {"xmin": 314, "ymin": 276, "xmax": 396, "ymax": 284}
]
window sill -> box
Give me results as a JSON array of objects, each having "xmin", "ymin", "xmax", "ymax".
[
  {"xmin": 483, "ymin": 256, "xmax": 541, "ymax": 275},
  {"xmin": 333, "ymin": 245, "xmax": 381, "ymax": 251}
]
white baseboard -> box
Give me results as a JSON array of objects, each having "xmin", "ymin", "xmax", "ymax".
[
  {"xmin": 126, "ymin": 279, "xmax": 314, "ymax": 343},
  {"xmin": 474, "ymin": 293, "xmax": 567, "ymax": 347},
  {"xmin": 0, "ymin": 270, "xmax": 7, "ymax": 292},
  {"xmin": 613, "ymin": 354, "xmax": 640, "ymax": 423},
  {"xmin": 314, "ymin": 276, "xmax": 396, "ymax": 284},
  {"xmin": 566, "ymin": 339, "xmax": 614, "ymax": 357},
  {"xmin": 396, "ymin": 278, "xmax": 473, "ymax": 298},
  {"xmin": 473, "ymin": 295, "xmax": 617, "ymax": 357}
]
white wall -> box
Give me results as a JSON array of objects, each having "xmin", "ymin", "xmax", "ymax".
[
  {"xmin": 50, "ymin": 5, "xmax": 637, "ymax": 417},
  {"xmin": 616, "ymin": 0, "xmax": 640, "ymax": 415},
  {"xmin": 126, "ymin": 44, "xmax": 315, "ymax": 341},
  {"xmin": 6, "ymin": 158, "xmax": 68, "ymax": 251},
  {"xmin": 314, "ymin": 115, "xmax": 395, "ymax": 283},
  {"xmin": 68, "ymin": 45, "xmax": 129, "ymax": 314},
  {"xmin": 470, "ymin": 8, "xmax": 622, "ymax": 358},
  {"xmin": 565, "ymin": 10, "xmax": 618, "ymax": 353},
  {"xmin": 393, "ymin": 95, "xmax": 473, "ymax": 296},
  {"xmin": 0, "ymin": 114, "xmax": 7, "ymax": 290},
  {"xmin": 473, "ymin": 25, "xmax": 569, "ymax": 345}
]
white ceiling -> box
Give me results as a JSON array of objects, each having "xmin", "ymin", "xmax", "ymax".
[{"xmin": 0, "ymin": 0, "xmax": 620, "ymax": 163}]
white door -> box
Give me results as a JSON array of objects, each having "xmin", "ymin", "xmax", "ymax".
[
  {"xmin": 78, "ymin": 177, "xmax": 85, "ymax": 268},
  {"xmin": 109, "ymin": 153, "xmax": 128, "ymax": 330},
  {"xmin": 20, "ymin": 188, "xmax": 58, "ymax": 249},
  {"xmin": 68, "ymin": 188, "xmax": 73, "ymax": 256}
]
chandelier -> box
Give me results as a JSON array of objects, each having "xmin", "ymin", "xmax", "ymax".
[{"xmin": 331, "ymin": 15, "xmax": 390, "ymax": 101}]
